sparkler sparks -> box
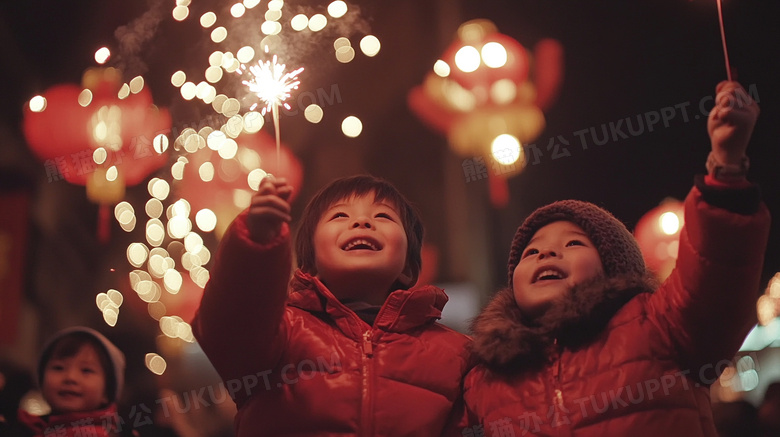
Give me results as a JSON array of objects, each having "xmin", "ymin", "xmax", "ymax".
[
  {"xmin": 240, "ymin": 54, "xmax": 304, "ymax": 169},
  {"xmin": 241, "ymin": 55, "xmax": 304, "ymax": 114}
]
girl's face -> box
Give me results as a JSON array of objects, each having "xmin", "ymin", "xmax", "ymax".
[
  {"xmin": 312, "ymin": 193, "xmax": 409, "ymax": 300},
  {"xmin": 42, "ymin": 343, "xmax": 108, "ymax": 414},
  {"xmin": 513, "ymin": 221, "xmax": 603, "ymax": 318}
]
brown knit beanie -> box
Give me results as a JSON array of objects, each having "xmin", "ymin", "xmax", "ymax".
[{"xmin": 507, "ymin": 200, "xmax": 647, "ymax": 288}]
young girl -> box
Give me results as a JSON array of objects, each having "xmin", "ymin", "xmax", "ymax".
[
  {"xmin": 16, "ymin": 327, "xmax": 126, "ymax": 437},
  {"xmin": 462, "ymin": 81, "xmax": 769, "ymax": 436},
  {"xmin": 193, "ymin": 175, "xmax": 471, "ymax": 436}
]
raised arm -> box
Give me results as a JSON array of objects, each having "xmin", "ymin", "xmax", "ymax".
[
  {"xmin": 192, "ymin": 177, "xmax": 294, "ymax": 385},
  {"xmin": 648, "ymin": 82, "xmax": 770, "ymax": 381}
]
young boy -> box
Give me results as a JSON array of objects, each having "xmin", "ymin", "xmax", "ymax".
[
  {"xmin": 193, "ymin": 175, "xmax": 472, "ymax": 436},
  {"xmin": 16, "ymin": 327, "xmax": 126, "ymax": 437},
  {"xmin": 462, "ymin": 81, "xmax": 770, "ymax": 436}
]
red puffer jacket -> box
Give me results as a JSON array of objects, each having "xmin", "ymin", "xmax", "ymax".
[
  {"xmin": 462, "ymin": 186, "xmax": 770, "ymax": 437},
  {"xmin": 193, "ymin": 211, "xmax": 472, "ymax": 437}
]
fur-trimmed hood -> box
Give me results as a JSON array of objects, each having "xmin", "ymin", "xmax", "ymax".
[{"xmin": 469, "ymin": 272, "xmax": 658, "ymax": 374}]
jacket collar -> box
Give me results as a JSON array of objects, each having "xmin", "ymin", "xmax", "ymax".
[
  {"xmin": 288, "ymin": 270, "xmax": 448, "ymax": 337},
  {"xmin": 469, "ymin": 273, "xmax": 657, "ymax": 375}
]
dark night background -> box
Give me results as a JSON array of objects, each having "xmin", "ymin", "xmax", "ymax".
[{"xmin": 1, "ymin": 0, "xmax": 779, "ymax": 432}]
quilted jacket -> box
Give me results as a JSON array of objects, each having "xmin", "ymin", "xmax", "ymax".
[
  {"xmin": 193, "ymin": 211, "xmax": 472, "ymax": 437},
  {"xmin": 462, "ymin": 184, "xmax": 770, "ymax": 437}
]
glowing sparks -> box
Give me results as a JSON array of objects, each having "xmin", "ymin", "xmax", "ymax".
[{"xmin": 241, "ymin": 55, "xmax": 304, "ymax": 114}]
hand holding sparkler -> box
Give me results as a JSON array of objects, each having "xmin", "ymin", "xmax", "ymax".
[
  {"xmin": 707, "ymin": 81, "xmax": 759, "ymax": 171},
  {"xmin": 247, "ymin": 176, "xmax": 293, "ymax": 244}
]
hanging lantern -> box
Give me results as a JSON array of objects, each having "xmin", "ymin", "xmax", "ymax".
[
  {"xmin": 634, "ymin": 198, "xmax": 685, "ymax": 281},
  {"xmin": 439, "ymin": 21, "xmax": 531, "ymax": 104},
  {"xmin": 408, "ymin": 19, "xmax": 564, "ymax": 208},
  {"xmin": 22, "ymin": 67, "xmax": 172, "ymax": 241}
]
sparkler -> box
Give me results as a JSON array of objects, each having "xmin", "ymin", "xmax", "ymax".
[
  {"xmin": 716, "ymin": 0, "xmax": 732, "ymax": 81},
  {"xmin": 241, "ymin": 55, "xmax": 304, "ymax": 169}
]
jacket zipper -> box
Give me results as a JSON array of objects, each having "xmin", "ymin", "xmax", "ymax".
[
  {"xmin": 360, "ymin": 329, "xmax": 374, "ymax": 437},
  {"xmin": 550, "ymin": 340, "xmax": 570, "ymax": 436}
]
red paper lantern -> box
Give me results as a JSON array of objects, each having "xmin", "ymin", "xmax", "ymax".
[
  {"xmin": 439, "ymin": 26, "xmax": 530, "ymax": 101},
  {"xmin": 408, "ymin": 19, "xmax": 564, "ymax": 208},
  {"xmin": 176, "ymin": 129, "xmax": 303, "ymax": 238},
  {"xmin": 634, "ymin": 199, "xmax": 685, "ymax": 281},
  {"xmin": 22, "ymin": 68, "xmax": 172, "ymax": 242},
  {"xmin": 22, "ymin": 68, "xmax": 171, "ymax": 201}
]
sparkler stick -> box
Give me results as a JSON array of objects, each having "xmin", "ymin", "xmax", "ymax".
[
  {"xmin": 241, "ymin": 55, "xmax": 304, "ymax": 170},
  {"xmin": 716, "ymin": 0, "xmax": 733, "ymax": 81},
  {"xmin": 272, "ymin": 103, "xmax": 281, "ymax": 169}
]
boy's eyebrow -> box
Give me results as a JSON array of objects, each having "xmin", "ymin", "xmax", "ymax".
[
  {"xmin": 327, "ymin": 202, "xmax": 348, "ymax": 210},
  {"xmin": 374, "ymin": 201, "xmax": 399, "ymax": 211},
  {"xmin": 325, "ymin": 200, "xmax": 398, "ymax": 212}
]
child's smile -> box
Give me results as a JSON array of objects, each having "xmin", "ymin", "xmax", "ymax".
[
  {"xmin": 342, "ymin": 237, "xmax": 381, "ymax": 251},
  {"xmin": 42, "ymin": 344, "xmax": 108, "ymax": 414},
  {"xmin": 312, "ymin": 193, "xmax": 409, "ymax": 303},
  {"xmin": 531, "ymin": 266, "xmax": 567, "ymax": 283},
  {"xmin": 513, "ymin": 221, "xmax": 603, "ymax": 318}
]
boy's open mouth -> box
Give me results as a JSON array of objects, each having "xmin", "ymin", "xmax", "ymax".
[
  {"xmin": 342, "ymin": 238, "xmax": 381, "ymax": 251},
  {"xmin": 532, "ymin": 266, "xmax": 567, "ymax": 283}
]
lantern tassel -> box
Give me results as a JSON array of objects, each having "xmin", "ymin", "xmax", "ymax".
[
  {"xmin": 98, "ymin": 203, "xmax": 111, "ymax": 244},
  {"xmin": 488, "ymin": 172, "xmax": 510, "ymax": 209}
]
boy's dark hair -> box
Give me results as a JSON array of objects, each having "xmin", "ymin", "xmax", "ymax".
[
  {"xmin": 295, "ymin": 175, "xmax": 424, "ymax": 289},
  {"xmin": 39, "ymin": 332, "xmax": 116, "ymax": 405}
]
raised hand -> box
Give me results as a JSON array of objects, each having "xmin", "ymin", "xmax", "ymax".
[
  {"xmin": 707, "ymin": 81, "xmax": 760, "ymax": 166},
  {"xmin": 247, "ymin": 176, "xmax": 293, "ymax": 243}
]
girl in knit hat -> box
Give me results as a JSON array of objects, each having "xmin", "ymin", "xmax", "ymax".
[
  {"xmin": 14, "ymin": 327, "xmax": 126, "ymax": 437},
  {"xmin": 461, "ymin": 81, "xmax": 770, "ymax": 437}
]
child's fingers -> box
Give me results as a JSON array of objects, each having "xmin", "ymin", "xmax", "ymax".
[
  {"xmin": 711, "ymin": 82, "xmax": 758, "ymax": 122},
  {"xmin": 270, "ymin": 176, "xmax": 288, "ymax": 187},
  {"xmin": 260, "ymin": 175, "xmax": 288, "ymax": 188},
  {"xmin": 715, "ymin": 80, "xmax": 728, "ymax": 94},
  {"xmin": 256, "ymin": 177, "xmax": 278, "ymax": 194},
  {"xmin": 276, "ymin": 184, "xmax": 294, "ymax": 201},
  {"xmin": 256, "ymin": 177, "xmax": 293, "ymax": 199}
]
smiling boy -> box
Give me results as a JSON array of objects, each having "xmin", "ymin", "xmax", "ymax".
[{"xmin": 194, "ymin": 174, "xmax": 471, "ymax": 437}]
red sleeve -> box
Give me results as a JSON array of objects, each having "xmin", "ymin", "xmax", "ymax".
[
  {"xmin": 192, "ymin": 209, "xmax": 293, "ymax": 386},
  {"xmin": 646, "ymin": 186, "xmax": 770, "ymax": 383}
]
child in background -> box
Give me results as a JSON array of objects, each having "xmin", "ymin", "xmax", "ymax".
[
  {"xmin": 462, "ymin": 80, "xmax": 769, "ymax": 436},
  {"xmin": 16, "ymin": 327, "xmax": 126, "ymax": 437},
  {"xmin": 194, "ymin": 174, "xmax": 472, "ymax": 436}
]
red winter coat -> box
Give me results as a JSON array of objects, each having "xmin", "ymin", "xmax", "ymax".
[
  {"xmin": 193, "ymin": 211, "xmax": 472, "ymax": 437},
  {"xmin": 462, "ymin": 186, "xmax": 770, "ymax": 437}
]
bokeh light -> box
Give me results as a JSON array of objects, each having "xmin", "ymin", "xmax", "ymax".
[{"xmin": 341, "ymin": 116, "xmax": 362, "ymax": 137}]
